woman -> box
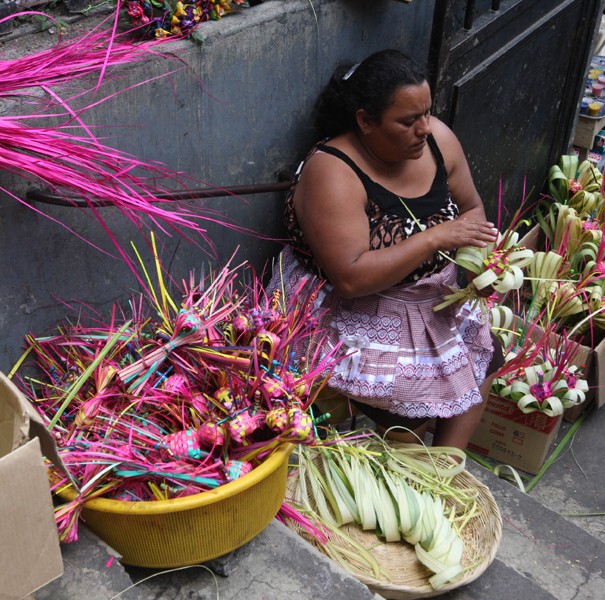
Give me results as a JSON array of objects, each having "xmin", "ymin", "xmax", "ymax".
[{"xmin": 269, "ymin": 49, "xmax": 503, "ymax": 451}]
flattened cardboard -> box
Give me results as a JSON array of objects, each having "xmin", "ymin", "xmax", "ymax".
[
  {"xmin": 0, "ymin": 372, "xmax": 64, "ymax": 599},
  {"xmin": 468, "ymin": 394, "xmax": 562, "ymax": 475}
]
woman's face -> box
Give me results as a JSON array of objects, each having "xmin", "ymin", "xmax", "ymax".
[{"xmin": 360, "ymin": 81, "xmax": 432, "ymax": 162}]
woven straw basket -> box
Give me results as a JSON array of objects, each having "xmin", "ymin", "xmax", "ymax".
[
  {"xmin": 285, "ymin": 443, "xmax": 502, "ymax": 599},
  {"xmin": 57, "ymin": 443, "xmax": 293, "ymax": 568}
]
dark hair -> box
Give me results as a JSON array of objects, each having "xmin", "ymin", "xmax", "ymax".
[{"xmin": 313, "ymin": 49, "xmax": 427, "ymax": 139}]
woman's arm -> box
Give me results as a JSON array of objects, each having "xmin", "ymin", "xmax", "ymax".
[
  {"xmin": 431, "ymin": 119, "xmax": 497, "ymax": 289},
  {"xmin": 294, "ymin": 127, "xmax": 495, "ymax": 298},
  {"xmin": 294, "ymin": 147, "xmax": 497, "ymax": 299},
  {"xmin": 431, "ymin": 118, "xmax": 487, "ymax": 221}
]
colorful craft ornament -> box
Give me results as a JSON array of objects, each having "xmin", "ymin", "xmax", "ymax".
[
  {"xmin": 548, "ymin": 155, "xmax": 603, "ymax": 213},
  {"xmin": 525, "ymin": 250, "xmax": 568, "ymax": 320},
  {"xmin": 13, "ymin": 244, "xmax": 343, "ymax": 543},
  {"xmin": 491, "ymin": 320, "xmax": 589, "ymax": 416},
  {"xmin": 198, "ymin": 421, "xmax": 227, "ymax": 448},
  {"xmin": 464, "ymin": 231, "xmax": 534, "ymax": 292},
  {"xmin": 266, "ymin": 406, "xmax": 289, "ymax": 432},
  {"xmin": 434, "ymin": 230, "xmax": 535, "ymax": 312},
  {"xmin": 496, "ymin": 361, "xmax": 588, "ymax": 416},
  {"xmin": 163, "ymin": 373, "xmax": 191, "ymax": 396},
  {"xmin": 548, "ymin": 154, "xmax": 578, "ymax": 203},
  {"xmin": 122, "ymin": 0, "xmax": 251, "ymax": 39},
  {"xmin": 215, "ymin": 386, "xmax": 236, "ymax": 411},
  {"xmin": 283, "ymin": 408, "xmax": 315, "ymax": 444},
  {"xmin": 552, "ymin": 205, "xmax": 584, "ymax": 255},
  {"xmin": 229, "ymin": 410, "xmax": 262, "ymax": 446},
  {"xmin": 225, "ymin": 459, "xmax": 253, "ymax": 482},
  {"xmin": 156, "ymin": 429, "xmax": 206, "ymax": 460},
  {"xmin": 535, "ymin": 196, "xmax": 604, "ymax": 266}
]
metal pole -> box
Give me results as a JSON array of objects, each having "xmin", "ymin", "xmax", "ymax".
[
  {"xmin": 464, "ymin": 0, "xmax": 476, "ymax": 30},
  {"xmin": 26, "ymin": 181, "xmax": 293, "ymax": 208}
]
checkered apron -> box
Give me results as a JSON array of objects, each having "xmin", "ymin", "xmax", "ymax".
[{"xmin": 269, "ymin": 246, "xmax": 494, "ymax": 419}]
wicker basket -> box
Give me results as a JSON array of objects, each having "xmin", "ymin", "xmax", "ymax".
[
  {"xmin": 58, "ymin": 443, "xmax": 293, "ymax": 568},
  {"xmin": 285, "ymin": 443, "xmax": 502, "ymax": 599}
]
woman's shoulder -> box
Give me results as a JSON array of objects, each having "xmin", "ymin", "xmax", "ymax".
[
  {"xmin": 429, "ymin": 117, "xmax": 458, "ymax": 147},
  {"xmin": 300, "ymin": 136, "xmax": 364, "ymax": 180},
  {"xmin": 294, "ymin": 138, "xmax": 367, "ymax": 205},
  {"xmin": 429, "ymin": 117, "xmax": 467, "ymax": 172}
]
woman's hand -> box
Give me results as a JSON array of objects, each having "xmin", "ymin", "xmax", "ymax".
[{"xmin": 430, "ymin": 217, "xmax": 499, "ymax": 253}]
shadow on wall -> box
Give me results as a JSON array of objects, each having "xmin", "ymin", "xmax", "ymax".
[{"xmin": 0, "ymin": 0, "xmax": 433, "ymax": 370}]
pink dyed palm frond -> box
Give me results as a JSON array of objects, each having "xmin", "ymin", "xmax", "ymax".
[
  {"xmin": 277, "ymin": 502, "xmax": 330, "ymax": 545},
  {"xmin": 0, "ymin": 116, "xmax": 230, "ymax": 240},
  {"xmin": 0, "ymin": 15, "xmax": 272, "ymax": 267},
  {"xmin": 0, "ymin": 15, "xmax": 170, "ymax": 99},
  {"xmin": 15, "ymin": 257, "xmax": 346, "ymax": 542},
  {"xmin": 117, "ymin": 259, "xmax": 249, "ymax": 393}
]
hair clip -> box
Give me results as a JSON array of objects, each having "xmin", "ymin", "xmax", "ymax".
[{"xmin": 342, "ymin": 63, "xmax": 360, "ymax": 81}]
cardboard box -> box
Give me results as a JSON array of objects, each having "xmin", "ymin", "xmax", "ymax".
[
  {"xmin": 468, "ymin": 394, "xmax": 562, "ymax": 474},
  {"xmin": 591, "ymin": 337, "xmax": 605, "ymax": 409},
  {"xmin": 0, "ymin": 372, "xmax": 64, "ymax": 599}
]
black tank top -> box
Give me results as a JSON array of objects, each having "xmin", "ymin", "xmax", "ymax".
[
  {"xmin": 284, "ymin": 134, "xmax": 459, "ymax": 283},
  {"xmin": 316, "ymin": 135, "xmax": 450, "ymax": 220}
]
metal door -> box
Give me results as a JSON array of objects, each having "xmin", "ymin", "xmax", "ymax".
[{"xmin": 428, "ymin": 0, "xmax": 605, "ymax": 223}]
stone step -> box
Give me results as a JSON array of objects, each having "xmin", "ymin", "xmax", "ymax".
[
  {"xmin": 454, "ymin": 461, "xmax": 605, "ymax": 600},
  {"xmin": 528, "ymin": 402, "xmax": 605, "ymax": 547},
  {"xmin": 34, "ymin": 462, "xmax": 605, "ymax": 600},
  {"xmin": 34, "ymin": 405, "xmax": 605, "ymax": 600},
  {"xmin": 34, "ymin": 519, "xmax": 380, "ymax": 600}
]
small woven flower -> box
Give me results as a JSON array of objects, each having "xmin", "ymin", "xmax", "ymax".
[
  {"xmin": 562, "ymin": 366, "xmax": 590, "ymax": 404},
  {"xmin": 569, "ymin": 179, "xmax": 583, "ymax": 194}
]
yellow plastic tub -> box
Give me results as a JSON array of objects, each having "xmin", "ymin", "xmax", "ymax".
[{"xmin": 58, "ymin": 443, "xmax": 293, "ymax": 568}]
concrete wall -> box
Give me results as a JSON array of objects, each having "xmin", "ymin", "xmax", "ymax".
[{"xmin": 0, "ymin": 0, "xmax": 435, "ymax": 370}]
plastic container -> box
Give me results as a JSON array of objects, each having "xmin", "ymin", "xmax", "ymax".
[
  {"xmin": 56, "ymin": 443, "xmax": 293, "ymax": 568},
  {"xmin": 592, "ymin": 82, "xmax": 604, "ymax": 97}
]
